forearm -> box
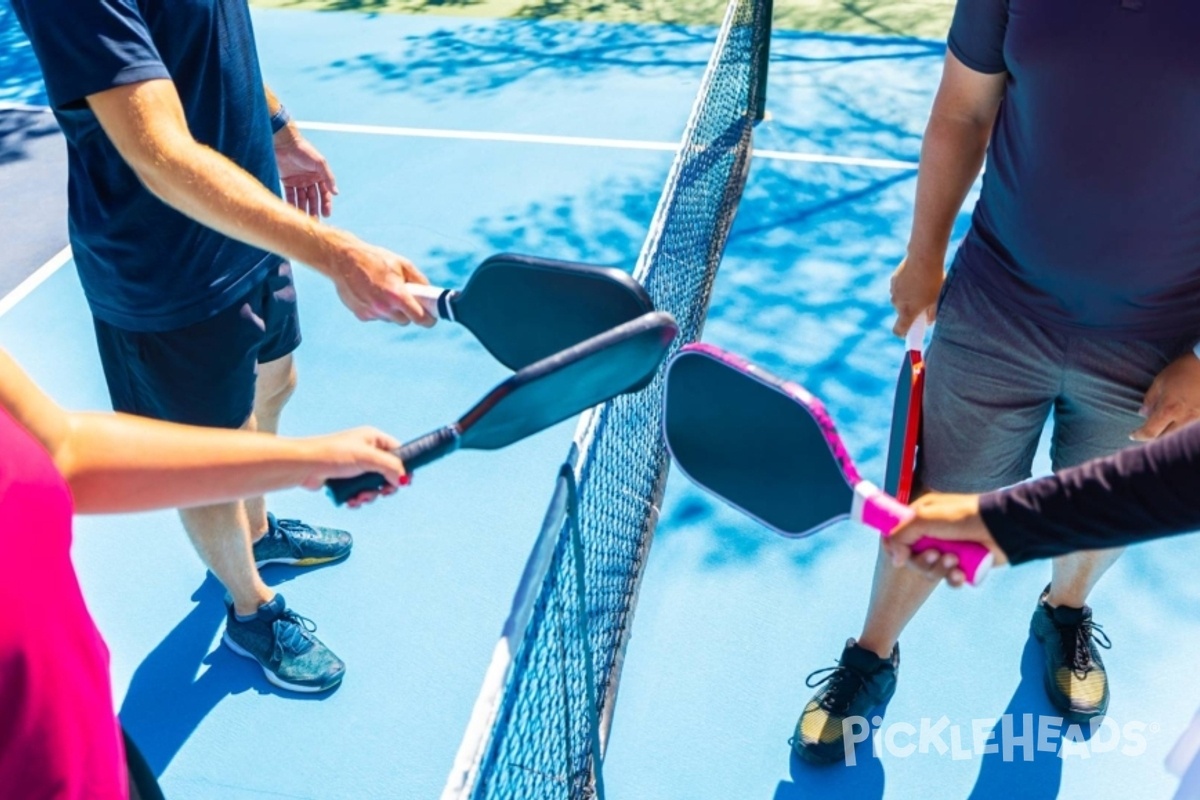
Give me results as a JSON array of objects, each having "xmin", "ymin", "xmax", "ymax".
[
  {"xmin": 980, "ymin": 423, "xmax": 1200, "ymax": 563},
  {"xmin": 57, "ymin": 412, "xmax": 323, "ymax": 514},
  {"xmin": 90, "ymin": 80, "xmax": 351, "ymax": 277},
  {"xmin": 907, "ymin": 111, "xmax": 992, "ymax": 263},
  {"xmin": 137, "ymin": 137, "xmax": 345, "ymax": 269}
]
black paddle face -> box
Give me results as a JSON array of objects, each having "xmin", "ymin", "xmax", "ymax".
[
  {"xmin": 453, "ymin": 254, "xmax": 654, "ymax": 371},
  {"xmin": 664, "ymin": 349, "xmax": 853, "ymax": 537},
  {"xmin": 459, "ymin": 311, "xmax": 678, "ymax": 450}
]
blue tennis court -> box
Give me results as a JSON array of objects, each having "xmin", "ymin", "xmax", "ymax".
[{"xmin": 3, "ymin": 2, "xmax": 1200, "ymax": 798}]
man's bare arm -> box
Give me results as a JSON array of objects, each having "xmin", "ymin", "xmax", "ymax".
[
  {"xmin": 86, "ymin": 79, "xmax": 430, "ymax": 325},
  {"xmin": 890, "ymin": 52, "xmax": 1007, "ymax": 334}
]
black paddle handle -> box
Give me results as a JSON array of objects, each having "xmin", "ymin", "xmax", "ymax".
[{"xmin": 325, "ymin": 426, "xmax": 462, "ymax": 505}]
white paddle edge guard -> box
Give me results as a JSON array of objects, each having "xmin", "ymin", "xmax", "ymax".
[
  {"xmin": 904, "ymin": 313, "xmax": 928, "ymax": 353},
  {"xmin": 850, "ymin": 480, "xmax": 882, "ymax": 528},
  {"xmin": 406, "ymin": 282, "xmax": 450, "ymax": 320}
]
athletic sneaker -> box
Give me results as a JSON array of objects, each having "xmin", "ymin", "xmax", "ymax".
[
  {"xmin": 222, "ymin": 594, "xmax": 345, "ymax": 693},
  {"xmin": 1031, "ymin": 587, "xmax": 1111, "ymax": 722},
  {"xmin": 252, "ymin": 513, "xmax": 353, "ymax": 569},
  {"xmin": 790, "ymin": 639, "xmax": 899, "ymax": 764}
]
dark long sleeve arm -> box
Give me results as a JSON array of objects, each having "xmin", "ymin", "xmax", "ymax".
[{"xmin": 979, "ymin": 422, "xmax": 1200, "ymax": 564}]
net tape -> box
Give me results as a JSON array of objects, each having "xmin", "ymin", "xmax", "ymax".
[{"xmin": 444, "ymin": 2, "xmax": 771, "ymax": 796}]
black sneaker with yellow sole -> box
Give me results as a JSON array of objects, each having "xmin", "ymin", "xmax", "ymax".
[
  {"xmin": 790, "ymin": 638, "xmax": 899, "ymax": 764},
  {"xmin": 1031, "ymin": 587, "xmax": 1111, "ymax": 723}
]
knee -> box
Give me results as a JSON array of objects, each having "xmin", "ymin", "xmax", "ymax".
[{"xmin": 258, "ymin": 362, "xmax": 298, "ymax": 414}]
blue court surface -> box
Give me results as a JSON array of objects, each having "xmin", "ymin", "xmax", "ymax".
[{"xmin": 3, "ymin": 4, "xmax": 1200, "ymax": 799}]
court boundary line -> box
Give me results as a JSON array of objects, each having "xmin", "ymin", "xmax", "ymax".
[
  {"xmin": 0, "ymin": 117, "xmax": 916, "ymax": 315},
  {"xmin": 2, "ymin": 101, "xmax": 921, "ymax": 170},
  {"xmin": 0, "ymin": 246, "xmax": 72, "ymax": 319},
  {"xmin": 298, "ymin": 120, "xmax": 920, "ymax": 171}
]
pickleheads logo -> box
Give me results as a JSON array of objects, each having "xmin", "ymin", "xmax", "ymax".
[{"xmin": 841, "ymin": 714, "xmax": 1155, "ymax": 766}]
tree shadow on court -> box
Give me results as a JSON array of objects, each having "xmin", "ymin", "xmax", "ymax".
[
  {"xmin": 118, "ymin": 569, "xmax": 342, "ymax": 777},
  {"xmin": 0, "ymin": 4, "xmax": 48, "ymax": 106},
  {"xmin": 251, "ymin": 0, "xmax": 953, "ymax": 38},
  {"xmin": 313, "ymin": 14, "xmax": 943, "ymax": 104},
  {"xmin": 322, "ymin": 21, "xmax": 722, "ymax": 100},
  {"xmin": 0, "ymin": 108, "xmax": 60, "ymax": 166}
]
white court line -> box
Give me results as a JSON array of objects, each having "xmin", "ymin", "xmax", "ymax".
[
  {"xmin": 0, "ymin": 122, "xmax": 916, "ymax": 315},
  {"xmin": 0, "ymin": 246, "xmax": 72, "ymax": 319},
  {"xmin": 297, "ymin": 120, "xmax": 920, "ymax": 171},
  {"xmin": 0, "ymin": 105, "xmax": 922, "ymax": 169}
]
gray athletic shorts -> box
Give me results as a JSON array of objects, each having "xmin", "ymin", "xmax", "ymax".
[{"xmin": 917, "ymin": 268, "xmax": 1195, "ymax": 493}]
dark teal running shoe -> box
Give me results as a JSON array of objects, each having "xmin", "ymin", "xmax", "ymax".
[
  {"xmin": 252, "ymin": 513, "xmax": 353, "ymax": 569},
  {"xmin": 791, "ymin": 639, "xmax": 899, "ymax": 765},
  {"xmin": 222, "ymin": 594, "xmax": 345, "ymax": 693},
  {"xmin": 1031, "ymin": 587, "xmax": 1111, "ymax": 722}
]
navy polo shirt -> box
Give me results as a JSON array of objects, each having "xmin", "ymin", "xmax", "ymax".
[
  {"xmin": 11, "ymin": 0, "xmax": 281, "ymax": 332},
  {"xmin": 948, "ymin": 0, "xmax": 1200, "ymax": 339}
]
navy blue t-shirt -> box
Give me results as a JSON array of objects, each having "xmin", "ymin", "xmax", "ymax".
[
  {"xmin": 11, "ymin": 0, "xmax": 281, "ymax": 332},
  {"xmin": 948, "ymin": 0, "xmax": 1200, "ymax": 339}
]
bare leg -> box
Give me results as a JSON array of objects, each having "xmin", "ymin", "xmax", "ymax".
[
  {"xmin": 857, "ymin": 542, "xmax": 941, "ymax": 659},
  {"xmin": 1045, "ymin": 548, "xmax": 1124, "ymax": 608},
  {"xmin": 179, "ymin": 355, "xmax": 296, "ymax": 617},
  {"xmin": 179, "ymin": 483, "xmax": 270, "ymax": 617},
  {"xmin": 244, "ymin": 355, "xmax": 298, "ymax": 541}
]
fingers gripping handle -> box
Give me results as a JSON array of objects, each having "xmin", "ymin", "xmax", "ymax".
[
  {"xmin": 852, "ymin": 482, "xmax": 993, "ymax": 585},
  {"xmin": 905, "ymin": 314, "xmax": 928, "ymax": 353},
  {"xmin": 325, "ymin": 426, "xmax": 462, "ymax": 506}
]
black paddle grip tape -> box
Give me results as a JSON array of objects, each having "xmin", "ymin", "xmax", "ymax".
[
  {"xmin": 325, "ymin": 426, "xmax": 461, "ymax": 506},
  {"xmin": 397, "ymin": 426, "xmax": 461, "ymax": 471}
]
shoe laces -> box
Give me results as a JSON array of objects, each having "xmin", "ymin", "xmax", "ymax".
[
  {"xmin": 805, "ymin": 663, "xmax": 866, "ymax": 715},
  {"xmin": 270, "ymin": 518, "xmax": 317, "ymax": 554},
  {"xmin": 1058, "ymin": 617, "xmax": 1112, "ymax": 679},
  {"xmin": 272, "ymin": 611, "xmax": 318, "ymax": 661}
]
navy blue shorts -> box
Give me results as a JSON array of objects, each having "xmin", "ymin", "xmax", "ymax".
[{"xmin": 93, "ymin": 261, "xmax": 302, "ymax": 430}]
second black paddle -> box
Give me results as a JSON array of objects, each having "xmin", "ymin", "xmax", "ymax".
[{"xmin": 327, "ymin": 310, "xmax": 679, "ymax": 505}]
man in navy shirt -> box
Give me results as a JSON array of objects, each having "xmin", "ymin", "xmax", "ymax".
[
  {"xmin": 11, "ymin": 0, "xmax": 434, "ymax": 693},
  {"xmin": 792, "ymin": 0, "xmax": 1200, "ymax": 763}
]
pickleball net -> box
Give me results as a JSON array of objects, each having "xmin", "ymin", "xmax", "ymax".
[{"xmin": 442, "ymin": 1, "xmax": 773, "ymax": 797}]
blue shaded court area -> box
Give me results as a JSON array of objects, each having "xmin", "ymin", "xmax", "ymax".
[{"xmin": 3, "ymin": 5, "xmax": 1200, "ymax": 799}]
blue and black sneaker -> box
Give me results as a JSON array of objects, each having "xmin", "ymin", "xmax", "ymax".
[
  {"xmin": 252, "ymin": 513, "xmax": 353, "ymax": 569},
  {"xmin": 222, "ymin": 594, "xmax": 345, "ymax": 693},
  {"xmin": 1031, "ymin": 586, "xmax": 1111, "ymax": 722},
  {"xmin": 791, "ymin": 639, "xmax": 899, "ymax": 764}
]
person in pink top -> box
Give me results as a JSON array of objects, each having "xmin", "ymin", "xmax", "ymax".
[{"xmin": 0, "ymin": 347, "xmax": 405, "ymax": 799}]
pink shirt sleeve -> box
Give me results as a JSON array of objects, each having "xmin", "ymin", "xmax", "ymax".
[{"xmin": 0, "ymin": 405, "xmax": 127, "ymax": 798}]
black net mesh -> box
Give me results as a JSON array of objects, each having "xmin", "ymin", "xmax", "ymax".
[{"xmin": 464, "ymin": 2, "xmax": 772, "ymax": 796}]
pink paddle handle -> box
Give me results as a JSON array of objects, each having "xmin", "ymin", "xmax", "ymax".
[{"xmin": 858, "ymin": 488, "xmax": 993, "ymax": 586}]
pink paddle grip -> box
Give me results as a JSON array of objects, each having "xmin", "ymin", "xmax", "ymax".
[{"xmin": 861, "ymin": 492, "xmax": 992, "ymax": 585}]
